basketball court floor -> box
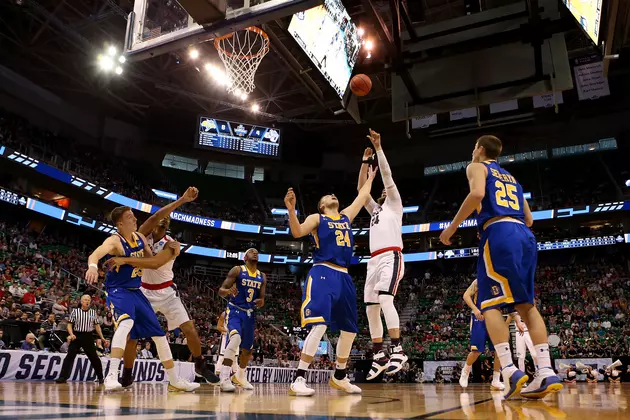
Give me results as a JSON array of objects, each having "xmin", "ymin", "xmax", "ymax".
[{"xmin": 0, "ymin": 382, "xmax": 627, "ymax": 419}]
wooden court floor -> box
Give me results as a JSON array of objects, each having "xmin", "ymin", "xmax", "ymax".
[{"xmin": 0, "ymin": 381, "xmax": 628, "ymax": 419}]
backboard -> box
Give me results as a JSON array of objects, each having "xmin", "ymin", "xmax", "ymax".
[{"xmin": 124, "ymin": 0, "xmax": 323, "ymax": 61}]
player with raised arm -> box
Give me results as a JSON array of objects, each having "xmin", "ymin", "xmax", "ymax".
[
  {"xmin": 85, "ymin": 206, "xmax": 199, "ymax": 392},
  {"xmin": 285, "ymin": 165, "xmax": 378, "ymax": 397},
  {"xmin": 439, "ymin": 135, "xmax": 562, "ymax": 400},
  {"xmin": 357, "ymin": 129, "xmax": 407, "ymax": 380},
  {"xmin": 459, "ymin": 279, "xmax": 504, "ymax": 390},
  {"xmin": 105, "ymin": 187, "xmax": 219, "ymax": 387},
  {"xmin": 216, "ymin": 248, "xmax": 266, "ymax": 392}
]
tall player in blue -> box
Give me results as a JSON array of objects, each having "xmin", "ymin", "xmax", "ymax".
[
  {"xmin": 85, "ymin": 206, "xmax": 199, "ymax": 392},
  {"xmin": 217, "ymin": 248, "xmax": 266, "ymax": 392},
  {"xmin": 440, "ymin": 135, "xmax": 562, "ymax": 399},
  {"xmin": 284, "ymin": 165, "xmax": 378, "ymax": 397}
]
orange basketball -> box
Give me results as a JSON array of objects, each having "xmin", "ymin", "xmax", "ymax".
[{"xmin": 350, "ymin": 74, "xmax": 372, "ymax": 96}]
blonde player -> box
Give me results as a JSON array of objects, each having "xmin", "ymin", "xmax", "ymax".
[
  {"xmin": 358, "ymin": 129, "xmax": 407, "ymax": 379},
  {"xmin": 506, "ymin": 312, "xmax": 537, "ymax": 373},
  {"xmin": 112, "ymin": 187, "xmax": 219, "ymax": 386}
]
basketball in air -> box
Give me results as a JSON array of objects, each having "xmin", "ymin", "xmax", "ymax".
[{"xmin": 350, "ymin": 74, "xmax": 372, "ymax": 96}]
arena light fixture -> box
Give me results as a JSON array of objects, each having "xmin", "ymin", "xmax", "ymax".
[
  {"xmin": 365, "ymin": 40, "xmax": 374, "ymax": 50},
  {"xmin": 251, "ymin": 104, "xmax": 260, "ymax": 112},
  {"xmin": 115, "ymin": 66, "xmax": 123, "ymax": 75},
  {"xmin": 98, "ymin": 45, "xmax": 126, "ymax": 75},
  {"xmin": 189, "ymin": 48, "xmax": 199, "ymax": 59},
  {"xmin": 626, "ymin": 179, "xmax": 630, "ymax": 187},
  {"xmin": 358, "ymin": 27, "xmax": 365, "ymax": 37},
  {"xmin": 107, "ymin": 46, "xmax": 117, "ymax": 56}
]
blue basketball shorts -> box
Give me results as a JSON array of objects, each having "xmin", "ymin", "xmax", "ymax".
[
  {"xmin": 225, "ymin": 305, "xmax": 255, "ymax": 350},
  {"xmin": 106, "ymin": 287, "xmax": 164, "ymax": 340},
  {"xmin": 301, "ymin": 264, "xmax": 358, "ymax": 333},
  {"xmin": 470, "ymin": 316, "xmax": 494, "ymax": 352},
  {"xmin": 477, "ymin": 220, "xmax": 537, "ymax": 313}
]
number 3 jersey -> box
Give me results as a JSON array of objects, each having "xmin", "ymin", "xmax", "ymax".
[
  {"xmin": 476, "ymin": 160, "xmax": 526, "ymax": 228},
  {"xmin": 229, "ymin": 266, "xmax": 263, "ymax": 310},
  {"xmin": 312, "ymin": 214, "xmax": 353, "ymax": 268}
]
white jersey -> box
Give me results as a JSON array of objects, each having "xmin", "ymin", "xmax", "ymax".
[
  {"xmin": 141, "ymin": 233, "xmax": 175, "ymax": 285},
  {"xmin": 368, "ymin": 200, "xmax": 403, "ymax": 254}
]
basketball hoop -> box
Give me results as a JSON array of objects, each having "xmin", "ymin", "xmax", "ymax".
[{"xmin": 214, "ymin": 26, "xmax": 270, "ymax": 96}]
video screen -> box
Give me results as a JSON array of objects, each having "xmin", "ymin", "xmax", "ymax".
[
  {"xmin": 195, "ymin": 116, "xmax": 281, "ymax": 158},
  {"xmin": 297, "ymin": 339, "xmax": 328, "ymax": 355},
  {"xmin": 561, "ymin": 0, "xmax": 603, "ymax": 44},
  {"xmin": 288, "ymin": 0, "xmax": 361, "ymax": 98}
]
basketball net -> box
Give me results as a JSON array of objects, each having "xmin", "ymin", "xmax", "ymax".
[{"xmin": 214, "ymin": 26, "xmax": 270, "ymax": 95}]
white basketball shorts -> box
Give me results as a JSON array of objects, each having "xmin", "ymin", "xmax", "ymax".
[
  {"xmin": 364, "ymin": 250, "xmax": 405, "ymax": 304},
  {"xmin": 141, "ymin": 285, "xmax": 191, "ymax": 331}
]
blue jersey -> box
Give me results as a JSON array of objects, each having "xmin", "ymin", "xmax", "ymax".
[
  {"xmin": 105, "ymin": 233, "xmax": 145, "ymax": 289},
  {"xmin": 312, "ymin": 214, "xmax": 353, "ymax": 268},
  {"xmin": 229, "ymin": 265, "xmax": 263, "ymax": 310},
  {"xmin": 476, "ymin": 160, "xmax": 526, "ymax": 229}
]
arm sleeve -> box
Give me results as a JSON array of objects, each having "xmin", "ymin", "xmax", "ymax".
[
  {"xmin": 365, "ymin": 197, "xmax": 378, "ymax": 214},
  {"xmin": 376, "ymin": 149, "xmax": 402, "ymax": 210}
]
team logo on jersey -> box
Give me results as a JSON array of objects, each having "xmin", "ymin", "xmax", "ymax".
[
  {"xmin": 491, "ymin": 285, "xmax": 500, "ymax": 296},
  {"xmin": 305, "ymin": 309, "xmax": 311, "ymax": 317}
]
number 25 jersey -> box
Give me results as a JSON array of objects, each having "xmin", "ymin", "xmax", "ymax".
[
  {"xmin": 312, "ymin": 214, "xmax": 353, "ymax": 268},
  {"xmin": 476, "ymin": 160, "xmax": 526, "ymax": 228}
]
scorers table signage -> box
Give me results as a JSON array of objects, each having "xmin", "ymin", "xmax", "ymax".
[
  {"xmin": 196, "ymin": 116, "xmax": 281, "ymax": 158},
  {"xmin": 244, "ymin": 366, "xmax": 331, "ymax": 384}
]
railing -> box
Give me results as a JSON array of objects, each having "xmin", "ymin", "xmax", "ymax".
[{"xmin": 192, "ymin": 265, "xmax": 296, "ymax": 283}]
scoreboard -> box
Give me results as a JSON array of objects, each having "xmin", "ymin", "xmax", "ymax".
[{"xmin": 195, "ymin": 116, "xmax": 281, "ymax": 158}]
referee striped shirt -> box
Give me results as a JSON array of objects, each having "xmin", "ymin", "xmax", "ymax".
[{"xmin": 69, "ymin": 308, "xmax": 99, "ymax": 333}]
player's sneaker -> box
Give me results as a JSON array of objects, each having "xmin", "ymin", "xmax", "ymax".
[
  {"xmin": 366, "ymin": 351, "xmax": 389, "ymax": 380},
  {"xmin": 329, "ymin": 376, "xmax": 362, "ymax": 394},
  {"xmin": 289, "ymin": 376, "xmax": 315, "ymax": 397},
  {"xmin": 121, "ymin": 368, "xmax": 134, "ymax": 389},
  {"xmin": 491, "ymin": 380, "xmax": 506, "ymax": 391},
  {"xmin": 502, "ymin": 365, "xmax": 529, "ymax": 400},
  {"xmin": 386, "ymin": 346, "xmax": 408, "ymax": 375},
  {"xmin": 168, "ymin": 378, "xmax": 201, "ymax": 392},
  {"xmin": 196, "ymin": 366, "xmax": 220, "ymax": 386},
  {"xmin": 220, "ymin": 377, "xmax": 236, "ymax": 393},
  {"xmin": 521, "ymin": 367, "xmax": 563, "ymax": 399},
  {"xmin": 459, "ymin": 368, "xmax": 471, "ymax": 388},
  {"xmin": 104, "ymin": 374, "xmax": 123, "ymax": 392},
  {"xmin": 232, "ymin": 371, "xmax": 254, "ymax": 390}
]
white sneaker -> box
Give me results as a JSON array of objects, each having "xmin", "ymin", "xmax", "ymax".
[
  {"xmin": 168, "ymin": 378, "xmax": 201, "ymax": 392},
  {"xmin": 104, "ymin": 374, "xmax": 123, "ymax": 392},
  {"xmin": 521, "ymin": 367, "xmax": 563, "ymax": 399},
  {"xmin": 329, "ymin": 376, "xmax": 362, "ymax": 394},
  {"xmin": 491, "ymin": 380, "xmax": 505, "ymax": 390},
  {"xmin": 459, "ymin": 369, "xmax": 470, "ymax": 388},
  {"xmin": 220, "ymin": 377, "xmax": 236, "ymax": 392},
  {"xmin": 289, "ymin": 376, "xmax": 315, "ymax": 397},
  {"xmin": 233, "ymin": 371, "xmax": 254, "ymax": 390}
]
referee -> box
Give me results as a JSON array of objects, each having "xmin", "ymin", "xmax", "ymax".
[{"xmin": 55, "ymin": 295, "xmax": 108, "ymax": 384}]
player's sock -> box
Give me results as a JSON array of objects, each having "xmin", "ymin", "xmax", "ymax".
[
  {"xmin": 334, "ymin": 360, "xmax": 348, "ymax": 380},
  {"xmin": 493, "ymin": 371, "xmax": 501, "ymax": 383},
  {"xmin": 534, "ymin": 344, "xmax": 552, "ymax": 369},
  {"xmin": 391, "ymin": 338, "xmax": 401, "ymax": 347},
  {"xmin": 295, "ymin": 359, "xmax": 309, "ymax": 380},
  {"xmin": 495, "ymin": 343, "xmax": 516, "ymax": 373},
  {"xmin": 166, "ymin": 367, "xmax": 177, "ymax": 383},
  {"xmin": 221, "ymin": 365, "xmax": 232, "ymax": 381},
  {"xmin": 373, "ymin": 342, "xmax": 383, "ymax": 353},
  {"xmin": 193, "ymin": 355, "xmax": 205, "ymax": 370},
  {"xmin": 463, "ymin": 364, "xmax": 472, "ymax": 374},
  {"xmin": 108, "ymin": 358, "xmax": 121, "ymax": 378}
]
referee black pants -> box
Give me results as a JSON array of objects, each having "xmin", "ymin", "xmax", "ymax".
[{"xmin": 58, "ymin": 332, "xmax": 104, "ymax": 381}]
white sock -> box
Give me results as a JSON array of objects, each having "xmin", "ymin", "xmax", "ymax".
[
  {"xmin": 298, "ymin": 359, "xmax": 310, "ymax": 371},
  {"xmin": 237, "ymin": 366, "xmax": 246, "ymax": 377},
  {"xmin": 495, "ymin": 342, "xmax": 516, "ymax": 371},
  {"xmin": 518, "ymin": 358, "xmax": 526, "ymax": 372},
  {"xmin": 493, "ymin": 371, "xmax": 501, "ymax": 383},
  {"xmin": 108, "ymin": 358, "xmax": 121, "ymax": 378},
  {"xmin": 336, "ymin": 360, "xmax": 347, "ymax": 370},
  {"xmin": 534, "ymin": 344, "xmax": 552, "ymax": 370},
  {"xmin": 221, "ymin": 364, "xmax": 232, "ymax": 380},
  {"xmin": 166, "ymin": 367, "xmax": 177, "ymax": 383},
  {"xmin": 463, "ymin": 364, "xmax": 472, "ymax": 374}
]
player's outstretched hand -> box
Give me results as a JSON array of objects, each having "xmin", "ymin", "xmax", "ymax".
[
  {"xmin": 85, "ymin": 266, "xmax": 99, "ymax": 284},
  {"xmin": 254, "ymin": 298, "xmax": 265, "ymax": 308},
  {"xmin": 367, "ymin": 128, "xmax": 381, "ymax": 150},
  {"xmin": 182, "ymin": 186, "xmax": 199, "ymax": 202},
  {"xmin": 367, "ymin": 165, "xmax": 379, "ymax": 181},
  {"xmin": 167, "ymin": 240, "xmax": 181, "ymax": 256},
  {"xmin": 284, "ymin": 188, "xmax": 296, "ymax": 210},
  {"xmin": 103, "ymin": 257, "xmax": 124, "ymax": 272},
  {"xmin": 362, "ymin": 147, "xmax": 373, "ymax": 161}
]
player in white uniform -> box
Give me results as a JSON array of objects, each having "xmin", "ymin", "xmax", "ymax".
[
  {"xmin": 506, "ymin": 312, "xmax": 537, "ymax": 374},
  {"xmin": 358, "ymin": 129, "xmax": 408, "ymax": 380},
  {"xmin": 214, "ymin": 310, "xmax": 238, "ymax": 375},
  {"xmin": 113, "ymin": 187, "xmax": 220, "ymax": 386}
]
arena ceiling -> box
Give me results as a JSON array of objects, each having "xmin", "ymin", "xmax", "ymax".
[{"xmin": 0, "ymin": 0, "xmax": 625, "ymax": 136}]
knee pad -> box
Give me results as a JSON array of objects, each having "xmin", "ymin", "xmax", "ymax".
[
  {"xmin": 302, "ymin": 325, "xmax": 327, "ymax": 357},
  {"xmin": 366, "ymin": 304, "xmax": 383, "ymax": 340},
  {"xmin": 224, "ymin": 333, "xmax": 241, "ymax": 362},
  {"xmin": 153, "ymin": 335, "xmax": 173, "ymax": 362},
  {"xmin": 336, "ymin": 331, "xmax": 356, "ymax": 359},
  {"xmin": 378, "ymin": 294, "xmax": 400, "ymax": 330},
  {"xmin": 111, "ymin": 319, "xmax": 134, "ymax": 350}
]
